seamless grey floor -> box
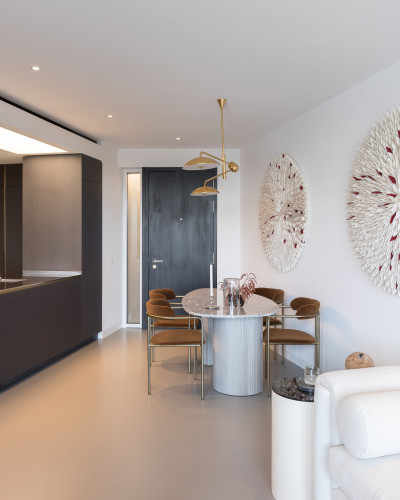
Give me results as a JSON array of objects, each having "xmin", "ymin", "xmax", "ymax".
[{"xmin": 0, "ymin": 329, "xmax": 301, "ymax": 500}]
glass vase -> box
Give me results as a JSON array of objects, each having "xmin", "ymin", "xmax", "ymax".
[{"xmin": 223, "ymin": 278, "xmax": 240, "ymax": 308}]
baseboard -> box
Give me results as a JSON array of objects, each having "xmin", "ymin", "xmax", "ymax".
[{"xmin": 98, "ymin": 322, "xmax": 122, "ymax": 339}]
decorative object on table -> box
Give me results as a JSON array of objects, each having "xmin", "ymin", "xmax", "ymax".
[
  {"xmin": 347, "ymin": 107, "xmax": 400, "ymax": 295},
  {"xmin": 345, "ymin": 352, "xmax": 375, "ymax": 369},
  {"xmin": 304, "ymin": 365, "xmax": 319, "ymax": 385},
  {"xmin": 182, "ymin": 98, "xmax": 239, "ymax": 196},
  {"xmin": 222, "ymin": 277, "xmax": 240, "ymax": 307},
  {"xmin": 258, "ymin": 153, "xmax": 308, "ymax": 272},
  {"xmin": 238, "ymin": 273, "xmax": 257, "ymax": 305}
]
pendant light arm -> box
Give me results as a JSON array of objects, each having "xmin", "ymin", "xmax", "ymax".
[
  {"xmin": 203, "ymin": 161, "xmax": 238, "ymax": 187},
  {"xmin": 199, "ymin": 151, "xmax": 225, "ymax": 163}
]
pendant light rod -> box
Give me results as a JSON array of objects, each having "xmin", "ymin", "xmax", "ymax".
[{"xmin": 218, "ymin": 99, "xmax": 227, "ymax": 179}]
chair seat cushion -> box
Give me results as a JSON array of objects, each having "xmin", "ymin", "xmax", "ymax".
[
  {"xmin": 150, "ymin": 329, "xmax": 203, "ymax": 346},
  {"xmin": 328, "ymin": 445, "xmax": 400, "ymax": 500},
  {"xmin": 264, "ymin": 328, "xmax": 316, "ymax": 344},
  {"xmin": 153, "ymin": 317, "xmax": 199, "ymax": 328}
]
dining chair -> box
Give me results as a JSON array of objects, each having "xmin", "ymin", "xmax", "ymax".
[
  {"xmin": 264, "ymin": 297, "xmax": 320, "ymax": 396},
  {"xmin": 147, "ymin": 298, "xmax": 199, "ymax": 365},
  {"xmin": 146, "ymin": 301, "xmax": 205, "ymax": 399},
  {"xmin": 254, "ymin": 287, "xmax": 285, "ymax": 362}
]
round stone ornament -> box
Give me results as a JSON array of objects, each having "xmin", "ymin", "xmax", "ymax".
[
  {"xmin": 345, "ymin": 352, "xmax": 375, "ymax": 370},
  {"xmin": 258, "ymin": 154, "xmax": 308, "ymax": 272}
]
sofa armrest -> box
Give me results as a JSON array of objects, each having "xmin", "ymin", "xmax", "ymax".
[
  {"xmin": 314, "ymin": 366, "xmax": 400, "ymax": 499},
  {"xmin": 314, "ymin": 384, "xmax": 333, "ymax": 500},
  {"xmin": 317, "ymin": 366, "xmax": 400, "ymax": 446}
]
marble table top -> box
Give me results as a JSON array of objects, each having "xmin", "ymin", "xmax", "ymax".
[
  {"xmin": 182, "ymin": 288, "xmax": 279, "ymax": 319},
  {"xmin": 272, "ymin": 377, "xmax": 315, "ymax": 402}
]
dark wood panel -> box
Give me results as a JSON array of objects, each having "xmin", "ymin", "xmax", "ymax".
[
  {"xmin": 82, "ymin": 154, "xmax": 102, "ymax": 183},
  {"xmin": 81, "ymin": 158, "xmax": 102, "ymax": 340},
  {"xmin": 0, "ymin": 278, "xmax": 82, "ymax": 390},
  {"xmin": 5, "ymin": 164, "xmax": 22, "ymax": 277}
]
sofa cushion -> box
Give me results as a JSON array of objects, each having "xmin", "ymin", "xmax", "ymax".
[
  {"xmin": 329, "ymin": 445, "xmax": 400, "ymax": 500},
  {"xmin": 337, "ymin": 391, "xmax": 400, "ymax": 459}
]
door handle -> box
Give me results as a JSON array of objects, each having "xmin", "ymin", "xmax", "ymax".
[{"xmin": 152, "ymin": 259, "xmax": 164, "ymax": 263}]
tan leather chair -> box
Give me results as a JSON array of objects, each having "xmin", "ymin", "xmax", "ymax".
[
  {"xmin": 146, "ymin": 300, "xmax": 205, "ymax": 399},
  {"xmin": 264, "ymin": 297, "xmax": 320, "ymax": 396},
  {"xmin": 254, "ymin": 287, "xmax": 285, "ymax": 361}
]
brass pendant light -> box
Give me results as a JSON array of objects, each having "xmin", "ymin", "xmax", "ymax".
[{"xmin": 183, "ymin": 98, "xmax": 239, "ymax": 196}]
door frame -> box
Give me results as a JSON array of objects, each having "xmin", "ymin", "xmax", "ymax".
[
  {"xmin": 122, "ymin": 169, "xmax": 143, "ymax": 328},
  {"xmin": 142, "ymin": 167, "xmax": 217, "ymax": 328}
]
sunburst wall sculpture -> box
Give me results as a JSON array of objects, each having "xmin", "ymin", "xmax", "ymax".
[
  {"xmin": 258, "ymin": 154, "xmax": 308, "ymax": 272},
  {"xmin": 348, "ymin": 107, "xmax": 400, "ymax": 295}
]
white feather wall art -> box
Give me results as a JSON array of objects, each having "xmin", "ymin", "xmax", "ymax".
[
  {"xmin": 348, "ymin": 107, "xmax": 400, "ymax": 295},
  {"xmin": 258, "ymin": 154, "xmax": 308, "ymax": 272}
]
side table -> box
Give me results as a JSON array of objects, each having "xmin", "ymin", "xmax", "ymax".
[{"xmin": 271, "ymin": 378, "xmax": 314, "ymax": 500}]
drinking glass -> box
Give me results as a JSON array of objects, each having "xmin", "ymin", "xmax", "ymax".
[{"xmin": 304, "ymin": 366, "xmax": 319, "ymax": 385}]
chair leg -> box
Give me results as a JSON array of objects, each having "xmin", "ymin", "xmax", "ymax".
[
  {"xmin": 201, "ymin": 344, "xmax": 204, "ymax": 400},
  {"xmin": 274, "ymin": 345, "xmax": 277, "ymax": 360},
  {"xmin": 315, "ymin": 313, "xmax": 320, "ymax": 369},
  {"xmin": 188, "ymin": 347, "xmax": 191, "ymax": 374},
  {"xmin": 281, "ymin": 345, "xmax": 285, "ymax": 364},
  {"xmin": 194, "ymin": 347, "xmax": 197, "ymax": 380},
  {"xmin": 264, "ymin": 342, "xmax": 268, "ymax": 378},
  {"xmin": 148, "ymin": 343, "xmax": 151, "ymax": 395},
  {"xmin": 267, "ymin": 342, "xmax": 271, "ymax": 397},
  {"xmin": 152, "ymin": 346, "xmax": 155, "ymax": 362}
]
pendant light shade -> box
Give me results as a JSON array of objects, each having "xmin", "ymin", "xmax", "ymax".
[
  {"xmin": 183, "ymin": 156, "xmax": 219, "ymax": 170},
  {"xmin": 191, "ymin": 185, "xmax": 220, "ymax": 196}
]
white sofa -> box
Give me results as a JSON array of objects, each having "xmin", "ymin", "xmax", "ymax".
[{"xmin": 314, "ymin": 366, "xmax": 400, "ymax": 500}]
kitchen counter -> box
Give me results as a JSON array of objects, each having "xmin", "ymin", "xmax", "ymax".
[{"xmin": 0, "ymin": 274, "xmax": 81, "ymax": 294}]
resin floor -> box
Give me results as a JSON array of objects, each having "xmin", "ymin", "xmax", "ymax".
[{"xmin": 0, "ymin": 329, "xmax": 302, "ymax": 500}]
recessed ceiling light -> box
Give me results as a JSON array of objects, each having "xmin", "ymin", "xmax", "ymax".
[
  {"xmin": 31, "ymin": 66, "xmax": 40, "ymax": 71},
  {"xmin": 0, "ymin": 126, "xmax": 66, "ymax": 155},
  {"xmin": 107, "ymin": 114, "xmax": 113, "ymax": 118},
  {"xmin": 176, "ymin": 137, "xmax": 181, "ymax": 141}
]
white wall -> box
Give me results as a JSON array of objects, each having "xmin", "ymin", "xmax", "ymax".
[
  {"xmin": 118, "ymin": 148, "xmax": 241, "ymax": 286},
  {"xmin": 0, "ymin": 100, "xmax": 122, "ymax": 337},
  {"xmin": 241, "ymin": 61, "xmax": 400, "ymax": 372}
]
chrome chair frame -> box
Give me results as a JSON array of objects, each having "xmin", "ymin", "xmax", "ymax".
[
  {"xmin": 147, "ymin": 299, "xmax": 198, "ymax": 366},
  {"xmin": 147, "ymin": 312, "xmax": 205, "ymax": 400},
  {"xmin": 265, "ymin": 310, "xmax": 320, "ymax": 396}
]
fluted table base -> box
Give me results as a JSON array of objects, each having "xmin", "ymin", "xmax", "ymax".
[{"xmin": 213, "ymin": 316, "xmax": 263, "ymax": 396}]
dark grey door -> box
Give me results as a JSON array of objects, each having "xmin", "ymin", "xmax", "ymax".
[{"xmin": 143, "ymin": 167, "xmax": 217, "ymax": 324}]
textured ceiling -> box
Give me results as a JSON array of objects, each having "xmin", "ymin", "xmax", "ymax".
[{"xmin": 1, "ymin": 0, "xmax": 400, "ymax": 152}]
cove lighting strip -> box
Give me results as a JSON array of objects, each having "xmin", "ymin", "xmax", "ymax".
[{"xmin": 0, "ymin": 126, "xmax": 67, "ymax": 155}]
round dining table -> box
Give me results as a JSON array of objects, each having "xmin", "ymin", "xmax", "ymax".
[{"xmin": 182, "ymin": 288, "xmax": 279, "ymax": 396}]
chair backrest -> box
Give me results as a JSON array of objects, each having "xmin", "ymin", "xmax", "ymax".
[
  {"xmin": 148, "ymin": 297, "xmax": 171, "ymax": 307},
  {"xmin": 149, "ymin": 291, "xmax": 167, "ymax": 300},
  {"xmin": 146, "ymin": 300, "xmax": 175, "ymax": 318},
  {"xmin": 255, "ymin": 287, "xmax": 284, "ymax": 303},
  {"xmin": 290, "ymin": 297, "xmax": 320, "ymax": 319},
  {"xmin": 149, "ymin": 288, "xmax": 176, "ymax": 300}
]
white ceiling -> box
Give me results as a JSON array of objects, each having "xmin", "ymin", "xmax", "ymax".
[{"xmin": 1, "ymin": 0, "xmax": 400, "ymax": 153}]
